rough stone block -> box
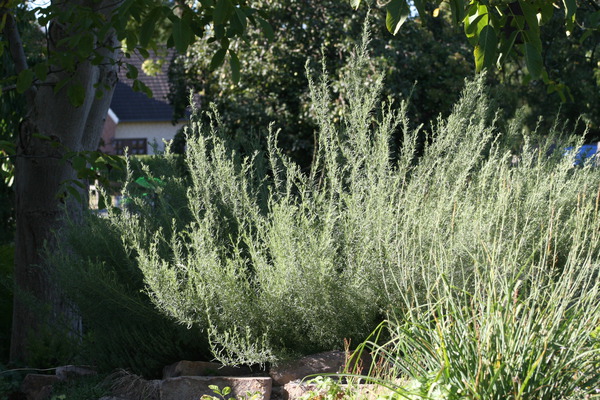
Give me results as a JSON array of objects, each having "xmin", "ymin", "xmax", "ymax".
[
  {"xmin": 283, "ymin": 382, "xmax": 391, "ymax": 400},
  {"xmin": 159, "ymin": 376, "xmax": 272, "ymax": 400},
  {"xmin": 56, "ymin": 365, "xmax": 97, "ymax": 381},
  {"xmin": 163, "ymin": 361, "xmax": 255, "ymax": 379},
  {"xmin": 269, "ymin": 351, "xmax": 346, "ymax": 386},
  {"xmin": 20, "ymin": 374, "xmax": 61, "ymax": 400}
]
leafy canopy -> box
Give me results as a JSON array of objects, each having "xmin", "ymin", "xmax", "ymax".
[{"xmin": 354, "ymin": 0, "xmax": 600, "ymax": 84}]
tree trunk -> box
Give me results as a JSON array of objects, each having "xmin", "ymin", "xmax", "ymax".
[{"xmin": 7, "ymin": 0, "xmax": 120, "ymax": 363}]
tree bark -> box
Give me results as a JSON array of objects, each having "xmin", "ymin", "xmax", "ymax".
[{"xmin": 7, "ymin": 0, "xmax": 121, "ymax": 363}]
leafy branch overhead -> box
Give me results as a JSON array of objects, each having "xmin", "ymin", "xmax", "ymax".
[
  {"xmin": 1, "ymin": 0, "xmax": 272, "ymax": 105},
  {"xmin": 353, "ymin": 0, "xmax": 600, "ymax": 85}
]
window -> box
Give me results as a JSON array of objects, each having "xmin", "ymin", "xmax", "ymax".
[{"xmin": 114, "ymin": 138, "xmax": 147, "ymax": 155}]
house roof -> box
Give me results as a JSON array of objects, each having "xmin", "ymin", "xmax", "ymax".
[{"xmin": 110, "ymin": 50, "xmax": 177, "ymax": 123}]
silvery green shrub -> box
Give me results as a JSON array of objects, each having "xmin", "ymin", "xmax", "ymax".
[{"xmin": 107, "ymin": 32, "xmax": 599, "ymax": 372}]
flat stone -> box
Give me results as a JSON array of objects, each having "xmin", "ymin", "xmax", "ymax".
[
  {"xmin": 56, "ymin": 365, "xmax": 97, "ymax": 381},
  {"xmin": 162, "ymin": 361, "xmax": 255, "ymax": 379},
  {"xmin": 110, "ymin": 375, "xmax": 160, "ymax": 400},
  {"xmin": 20, "ymin": 374, "xmax": 61, "ymax": 400},
  {"xmin": 283, "ymin": 382, "xmax": 390, "ymax": 400},
  {"xmin": 159, "ymin": 376, "xmax": 272, "ymax": 400},
  {"xmin": 269, "ymin": 351, "xmax": 346, "ymax": 386}
]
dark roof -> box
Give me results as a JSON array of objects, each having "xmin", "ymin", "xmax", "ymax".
[{"xmin": 110, "ymin": 50, "xmax": 178, "ymax": 122}]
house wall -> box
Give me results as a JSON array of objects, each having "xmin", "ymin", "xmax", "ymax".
[
  {"xmin": 100, "ymin": 114, "xmax": 118, "ymax": 154},
  {"xmin": 114, "ymin": 121, "xmax": 186, "ymax": 154}
]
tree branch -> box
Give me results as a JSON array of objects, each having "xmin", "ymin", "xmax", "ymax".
[
  {"xmin": 1, "ymin": 8, "xmax": 29, "ymax": 74},
  {"xmin": 2, "ymin": 84, "xmax": 17, "ymax": 93},
  {"xmin": 1, "ymin": 7, "xmax": 36, "ymax": 107}
]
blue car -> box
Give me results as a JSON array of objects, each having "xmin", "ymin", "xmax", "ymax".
[{"xmin": 564, "ymin": 143, "xmax": 599, "ymax": 166}]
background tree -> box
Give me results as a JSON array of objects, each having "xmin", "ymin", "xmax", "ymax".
[
  {"xmin": 0, "ymin": 0, "xmax": 267, "ymax": 364},
  {"xmin": 168, "ymin": 1, "xmax": 474, "ymax": 167}
]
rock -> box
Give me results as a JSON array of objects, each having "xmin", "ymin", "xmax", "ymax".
[
  {"xmin": 281, "ymin": 381, "xmax": 319, "ymax": 400},
  {"xmin": 109, "ymin": 371, "xmax": 160, "ymax": 400},
  {"xmin": 283, "ymin": 382, "xmax": 389, "ymax": 400},
  {"xmin": 269, "ymin": 351, "xmax": 347, "ymax": 386},
  {"xmin": 162, "ymin": 361, "xmax": 255, "ymax": 379},
  {"xmin": 56, "ymin": 365, "xmax": 97, "ymax": 381},
  {"xmin": 20, "ymin": 374, "xmax": 60, "ymax": 400},
  {"xmin": 159, "ymin": 376, "xmax": 272, "ymax": 400},
  {"xmin": 98, "ymin": 397, "xmax": 130, "ymax": 400}
]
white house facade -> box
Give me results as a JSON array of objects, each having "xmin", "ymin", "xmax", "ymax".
[{"xmin": 101, "ymin": 51, "xmax": 186, "ymax": 155}]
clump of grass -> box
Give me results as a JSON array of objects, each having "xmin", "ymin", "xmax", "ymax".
[{"xmin": 348, "ymin": 85, "xmax": 600, "ymax": 398}]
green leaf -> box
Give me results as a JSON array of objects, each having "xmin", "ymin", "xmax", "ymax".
[
  {"xmin": 498, "ymin": 29, "xmax": 518, "ymax": 65},
  {"xmin": 140, "ymin": 8, "xmax": 162, "ymax": 48},
  {"xmin": 210, "ymin": 48, "xmax": 227, "ymax": 71},
  {"xmin": 256, "ymin": 17, "xmax": 274, "ymax": 41},
  {"xmin": 229, "ymin": 50, "xmax": 240, "ymax": 84},
  {"xmin": 474, "ymin": 25, "xmax": 497, "ymax": 72},
  {"xmin": 563, "ymin": 0, "xmax": 576, "ymax": 31},
  {"xmin": 65, "ymin": 184, "xmax": 83, "ymax": 203},
  {"xmin": 214, "ymin": 0, "xmax": 232, "ymax": 25},
  {"xmin": 0, "ymin": 140, "xmax": 16, "ymax": 155},
  {"xmin": 71, "ymin": 155, "xmax": 87, "ymax": 172},
  {"xmin": 125, "ymin": 31, "xmax": 138, "ymax": 52},
  {"xmin": 585, "ymin": 11, "xmax": 600, "ymax": 29},
  {"xmin": 350, "ymin": 0, "xmax": 361, "ymax": 9},
  {"xmin": 78, "ymin": 32, "xmax": 95, "ymax": 58},
  {"xmin": 524, "ymin": 42, "xmax": 543, "ymax": 80},
  {"xmin": 464, "ymin": 3, "xmax": 489, "ymax": 46},
  {"xmin": 33, "ymin": 62, "xmax": 48, "ymax": 82},
  {"xmin": 579, "ymin": 30, "xmax": 592, "ymax": 44},
  {"xmin": 54, "ymin": 78, "xmax": 70, "ymax": 94},
  {"xmin": 126, "ymin": 63, "xmax": 138, "ymax": 79},
  {"xmin": 222, "ymin": 387, "xmax": 231, "ymax": 396},
  {"xmin": 16, "ymin": 69, "xmax": 34, "ymax": 94},
  {"xmin": 172, "ymin": 16, "xmax": 192, "ymax": 53},
  {"xmin": 234, "ymin": 8, "xmax": 247, "ymax": 32},
  {"xmin": 132, "ymin": 79, "xmax": 153, "ymax": 98},
  {"xmin": 519, "ymin": 0, "xmax": 540, "ymax": 36},
  {"xmin": 412, "ymin": 0, "xmax": 426, "ymax": 19},
  {"xmin": 539, "ymin": 1, "xmax": 554, "ymax": 25},
  {"xmin": 67, "ymin": 83, "xmax": 86, "ymax": 107},
  {"xmin": 138, "ymin": 47, "xmax": 150, "ymax": 58},
  {"xmin": 465, "ymin": 13, "xmax": 485, "ymax": 36},
  {"xmin": 449, "ymin": 0, "xmax": 465, "ymax": 26},
  {"xmin": 386, "ymin": 0, "xmax": 410, "ymax": 35}
]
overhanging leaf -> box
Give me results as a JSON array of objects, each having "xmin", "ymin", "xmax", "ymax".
[
  {"xmin": 33, "ymin": 62, "xmax": 48, "ymax": 82},
  {"xmin": 214, "ymin": 0, "xmax": 232, "ymax": 25},
  {"xmin": 210, "ymin": 48, "xmax": 227, "ymax": 71},
  {"xmin": 67, "ymin": 83, "xmax": 86, "ymax": 107},
  {"xmin": 16, "ymin": 69, "xmax": 34, "ymax": 94},
  {"xmin": 256, "ymin": 17, "xmax": 274, "ymax": 41},
  {"xmin": 234, "ymin": 8, "xmax": 247, "ymax": 32},
  {"xmin": 229, "ymin": 50, "xmax": 240, "ymax": 84},
  {"xmin": 563, "ymin": 0, "xmax": 576, "ymax": 31},
  {"xmin": 126, "ymin": 63, "xmax": 138, "ymax": 79},
  {"xmin": 72, "ymin": 155, "xmax": 87, "ymax": 172},
  {"xmin": 386, "ymin": 0, "xmax": 410, "ymax": 35},
  {"xmin": 140, "ymin": 8, "xmax": 162, "ymax": 48},
  {"xmin": 412, "ymin": 0, "xmax": 426, "ymax": 19},
  {"xmin": 474, "ymin": 25, "xmax": 497, "ymax": 72},
  {"xmin": 524, "ymin": 42, "xmax": 543, "ymax": 80},
  {"xmin": 78, "ymin": 32, "xmax": 95, "ymax": 58},
  {"xmin": 172, "ymin": 15, "xmax": 193, "ymax": 53},
  {"xmin": 351, "ymin": 0, "xmax": 361, "ymax": 9},
  {"xmin": 449, "ymin": 0, "xmax": 465, "ymax": 26},
  {"xmin": 498, "ymin": 30, "xmax": 518, "ymax": 65}
]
